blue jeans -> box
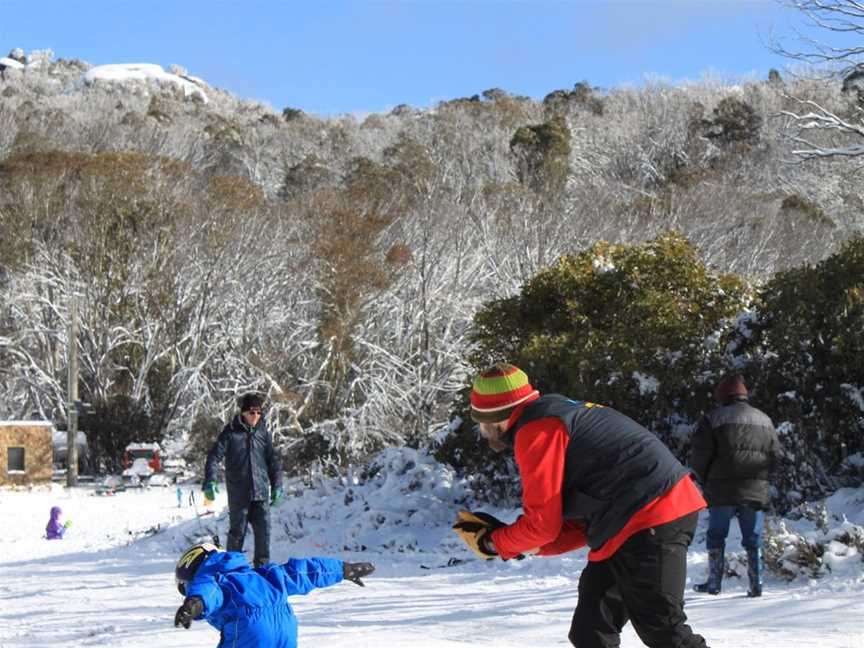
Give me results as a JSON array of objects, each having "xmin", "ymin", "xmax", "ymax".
[{"xmin": 706, "ymin": 504, "xmax": 763, "ymax": 551}]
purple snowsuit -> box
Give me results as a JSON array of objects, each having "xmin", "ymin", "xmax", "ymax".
[{"xmin": 46, "ymin": 506, "xmax": 65, "ymax": 540}]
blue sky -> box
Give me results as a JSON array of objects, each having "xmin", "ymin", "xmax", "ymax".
[{"xmin": 0, "ymin": 1, "xmax": 816, "ymax": 115}]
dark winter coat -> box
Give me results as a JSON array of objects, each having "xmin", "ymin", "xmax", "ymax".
[
  {"xmin": 187, "ymin": 551, "xmax": 343, "ymax": 648},
  {"xmin": 506, "ymin": 395, "xmax": 690, "ymax": 550},
  {"xmin": 204, "ymin": 414, "xmax": 282, "ymax": 507},
  {"xmin": 689, "ymin": 398, "xmax": 779, "ymax": 508}
]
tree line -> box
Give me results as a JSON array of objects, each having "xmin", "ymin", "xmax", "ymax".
[{"xmin": 0, "ymin": 51, "xmax": 861, "ymax": 491}]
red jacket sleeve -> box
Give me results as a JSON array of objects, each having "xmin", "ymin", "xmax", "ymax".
[
  {"xmin": 491, "ymin": 419, "xmax": 571, "ymax": 559},
  {"xmin": 537, "ymin": 521, "xmax": 587, "ymax": 556}
]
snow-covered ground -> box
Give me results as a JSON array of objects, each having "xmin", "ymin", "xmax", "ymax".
[{"xmin": 1, "ymin": 454, "xmax": 862, "ymax": 647}]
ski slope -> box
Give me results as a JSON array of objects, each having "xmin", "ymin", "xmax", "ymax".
[{"xmin": 0, "ymin": 479, "xmax": 861, "ymax": 648}]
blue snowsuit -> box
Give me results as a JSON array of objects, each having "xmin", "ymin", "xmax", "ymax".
[{"xmin": 186, "ymin": 551, "xmax": 343, "ymax": 648}]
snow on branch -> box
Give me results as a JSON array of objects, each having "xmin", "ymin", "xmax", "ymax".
[{"xmin": 780, "ymin": 95, "xmax": 864, "ymax": 158}]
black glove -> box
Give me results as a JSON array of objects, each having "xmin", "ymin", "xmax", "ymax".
[
  {"xmin": 343, "ymin": 561, "xmax": 375, "ymax": 587},
  {"xmin": 174, "ymin": 596, "xmax": 204, "ymax": 629}
]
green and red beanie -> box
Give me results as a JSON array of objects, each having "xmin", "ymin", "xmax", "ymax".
[{"xmin": 470, "ymin": 363, "xmax": 539, "ymax": 423}]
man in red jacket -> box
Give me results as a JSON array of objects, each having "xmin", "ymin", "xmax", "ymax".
[{"xmin": 454, "ymin": 363, "xmax": 709, "ymax": 648}]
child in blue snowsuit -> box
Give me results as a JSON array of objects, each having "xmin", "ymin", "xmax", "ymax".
[{"xmin": 173, "ymin": 542, "xmax": 374, "ymax": 648}]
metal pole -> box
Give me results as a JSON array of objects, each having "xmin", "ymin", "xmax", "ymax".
[{"xmin": 66, "ymin": 293, "xmax": 79, "ymax": 488}]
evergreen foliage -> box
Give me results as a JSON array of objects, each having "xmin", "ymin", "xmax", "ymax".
[
  {"xmin": 510, "ymin": 116, "xmax": 571, "ymax": 197},
  {"xmin": 704, "ymin": 96, "xmax": 762, "ymax": 145},
  {"xmin": 736, "ymin": 236, "xmax": 864, "ymax": 500},
  {"xmin": 79, "ymin": 395, "xmax": 153, "ymax": 473},
  {"xmin": 468, "ymin": 232, "xmax": 750, "ymax": 453},
  {"xmin": 542, "ymin": 81, "xmax": 604, "ymax": 116}
]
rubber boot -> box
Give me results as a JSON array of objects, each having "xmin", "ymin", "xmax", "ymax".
[
  {"xmin": 746, "ymin": 547, "xmax": 763, "ymax": 597},
  {"xmin": 694, "ymin": 548, "xmax": 724, "ymax": 594}
]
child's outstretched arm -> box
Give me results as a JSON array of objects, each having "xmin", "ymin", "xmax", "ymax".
[{"xmin": 275, "ymin": 557, "xmax": 345, "ymax": 595}]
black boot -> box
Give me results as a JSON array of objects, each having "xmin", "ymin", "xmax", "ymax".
[
  {"xmin": 746, "ymin": 547, "xmax": 762, "ymax": 597},
  {"xmin": 694, "ymin": 548, "xmax": 723, "ymax": 594}
]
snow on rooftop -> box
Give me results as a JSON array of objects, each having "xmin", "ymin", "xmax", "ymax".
[
  {"xmin": 125, "ymin": 442, "xmax": 161, "ymax": 451},
  {"xmin": 82, "ymin": 63, "xmax": 208, "ymax": 103},
  {"xmin": 0, "ymin": 420, "xmax": 55, "ymax": 427}
]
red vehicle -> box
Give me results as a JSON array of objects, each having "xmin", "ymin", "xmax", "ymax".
[{"xmin": 121, "ymin": 442, "xmax": 163, "ymax": 473}]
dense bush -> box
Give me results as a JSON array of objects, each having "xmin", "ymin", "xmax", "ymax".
[
  {"xmin": 441, "ymin": 233, "xmax": 864, "ymax": 508},
  {"xmin": 703, "ymin": 96, "xmax": 761, "ymax": 145},
  {"xmin": 736, "ymin": 235, "xmax": 864, "ymax": 499},
  {"xmin": 466, "ymin": 231, "xmax": 750, "ymax": 455},
  {"xmin": 509, "ymin": 115, "xmax": 571, "ymax": 197},
  {"xmin": 79, "ymin": 395, "xmax": 153, "ymax": 473},
  {"xmin": 542, "ymin": 81, "xmax": 604, "ymax": 116}
]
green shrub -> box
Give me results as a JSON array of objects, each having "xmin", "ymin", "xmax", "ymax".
[
  {"xmin": 510, "ymin": 116, "xmax": 571, "ymax": 197},
  {"xmin": 740, "ymin": 235, "xmax": 864, "ymax": 484},
  {"xmin": 467, "ymin": 231, "xmax": 750, "ymax": 454},
  {"xmin": 278, "ymin": 155, "xmax": 335, "ymax": 201},
  {"xmin": 542, "ymin": 81, "xmax": 604, "ymax": 116},
  {"xmin": 704, "ymin": 96, "xmax": 761, "ymax": 145},
  {"xmin": 282, "ymin": 107, "xmax": 304, "ymax": 122},
  {"xmin": 780, "ymin": 194, "xmax": 834, "ymax": 227},
  {"xmin": 80, "ymin": 395, "xmax": 154, "ymax": 473}
]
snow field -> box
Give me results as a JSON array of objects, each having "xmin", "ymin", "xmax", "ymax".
[{"xmin": 1, "ymin": 456, "xmax": 862, "ymax": 647}]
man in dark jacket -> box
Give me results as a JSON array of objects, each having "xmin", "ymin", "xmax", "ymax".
[
  {"xmin": 454, "ymin": 364, "xmax": 709, "ymax": 648},
  {"xmin": 204, "ymin": 393, "xmax": 283, "ymax": 567},
  {"xmin": 690, "ymin": 374, "xmax": 779, "ymax": 597}
]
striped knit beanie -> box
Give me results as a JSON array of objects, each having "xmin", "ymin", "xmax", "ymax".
[{"xmin": 470, "ymin": 363, "xmax": 539, "ymax": 423}]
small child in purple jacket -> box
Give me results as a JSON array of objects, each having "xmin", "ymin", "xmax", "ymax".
[{"xmin": 46, "ymin": 506, "xmax": 71, "ymax": 540}]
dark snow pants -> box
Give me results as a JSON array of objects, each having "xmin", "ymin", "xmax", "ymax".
[
  {"xmin": 226, "ymin": 499, "xmax": 271, "ymax": 566},
  {"xmin": 569, "ymin": 512, "xmax": 708, "ymax": 648}
]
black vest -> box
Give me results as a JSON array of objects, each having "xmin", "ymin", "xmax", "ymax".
[{"xmin": 506, "ymin": 395, "xmax": 688, "ymax": 550}]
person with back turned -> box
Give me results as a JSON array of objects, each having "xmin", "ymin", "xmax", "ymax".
[{"xmin": 690, "ymin": 373, "xmax": 779, "ymax": 597}]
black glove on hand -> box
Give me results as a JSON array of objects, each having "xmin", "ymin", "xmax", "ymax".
[
  {"xmin": 343, "ymin": 561, "xmax": 375, "ymax": 587},
  {"xmin": 174, "ymin": 596, "xmax": 204, "ymax": 629}
]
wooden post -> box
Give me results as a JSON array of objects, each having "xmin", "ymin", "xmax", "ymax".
[{"xmin": 66, "ymin": 293, "xmax": 79, "ymax": 488}]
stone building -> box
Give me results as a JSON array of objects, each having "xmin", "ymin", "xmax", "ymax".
[{"xmin": 0, "ymin": 421, "xmax": 54, "ymax": 486}]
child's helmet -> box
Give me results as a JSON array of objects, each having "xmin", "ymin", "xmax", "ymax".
[{"xmin": 175, "ymin": 542, "xmax": 221, "ymax": 595}]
